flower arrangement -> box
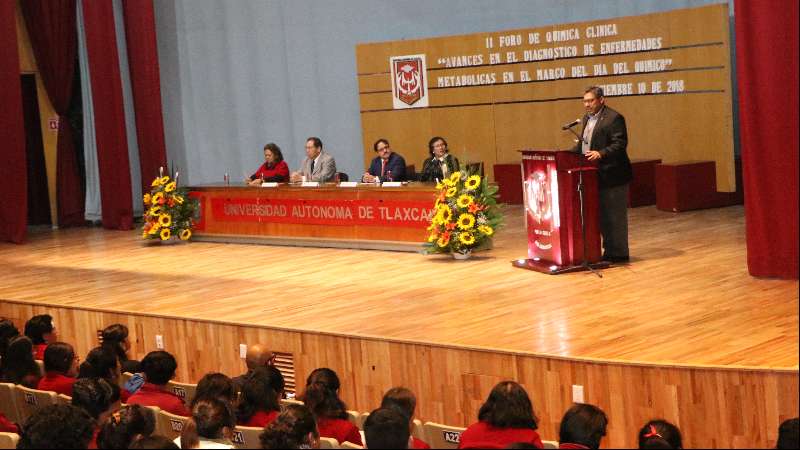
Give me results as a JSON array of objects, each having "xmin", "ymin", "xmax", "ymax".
[
  {"xmin": 142, "ymin": 168, "xmax": 198, "ymax": 242},
  {"xmin": 424, "ymin": 170, "xmax": 502, "ymax": 256}
]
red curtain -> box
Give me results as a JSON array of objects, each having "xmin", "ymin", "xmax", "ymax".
[
  {"xmin": 122, "ymin": 0, "xmax": 168, "ymax": 193},
  {"xmin": 20, "ymin": 0, "xmax": 84, "ymax": 228},
  {"xmin": 81, "ymin": 0, "xmax": 134, "ymax": 230},
  {"xmin": 0, "ymin": 0, "xmax": 27, "ymax": 243},
  {"xmin": 735, "ymin": 0, "xmax": 799, "ymax": 279}
]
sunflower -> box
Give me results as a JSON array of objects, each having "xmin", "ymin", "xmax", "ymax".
[
  {"xmin": 464, "ymin": 175, "xmax": 481, "ymax": 190},
  {"xmin": 165, "ymin": 181, "xmax": 177, "ymax": 193},
  {"xmin": 478, "ymin": 225, "xmax": 494, "ymax": 236},
  {"xmin": 148, "ymin": 222, "xmax": 160, "ymax": 234},
  {"xmin": 179, "ymin": 229, "xmax": 192, "ymax": 241},
  {"xmin": 449, "ymin": 171, "xmax": 461, "ymax": 184},
  {"xmin": 437, "ymin": 232, "xmax": 451, "ymax": 248},
  {"xmin": 456, "ymin": 194, "xmax": 474, "ymax": 209},
  {"xmin": 149, "ymin": 205, "xmax": 162, "ymax": 217},
  {"xmin": 436, "ymin": 182, "xmax": 444, "ymax": 190},
  {"xmin": 159, "ymin": 228, "xmax": 171, "ymax": 240},
  {"xmin": 158, "ymin": 214, "xmax": 172, "ymax": 227},
  {"xmin": 152, "ymin": 192, "xmax": 165, "ymax": 205},
  {"xmin": 442, "ymin": 178, "xmax": 455, "ymax": 188},
  {"xmin": 159, "ymin": 176, "xmax": 170, "ymax": 185},
  {"xmin": 143, "ymin": 193, "xmax": 151, "ymax": 205},
  {"xmin": 427, "ymin": 232, "xmax": 438, "ymax": 243},
  {"xmin": 175, "ymin": 195, "xmax": 185, "ymax": 205},
  {"xmin": 446, "ymin": 187, "xmax": 457, "ymax": 198},
  {"xmin": 457, "ymin": 213, "xmax": 476, "ymax": 230},
  {"xmin": 438, "ymin": 205, "xmax": 453, "ymax": 222},
  {"xmin": 151, "ymin": 177, "xmax": 163, "ymax": 187},
  {"xmin": 459, "ymin": 232, "xmax": 476, "ymax": 245}
]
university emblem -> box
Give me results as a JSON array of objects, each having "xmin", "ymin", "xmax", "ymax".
[{"xmin": 390, "ymin": 54, "xmax": 429, "ymax": 109}]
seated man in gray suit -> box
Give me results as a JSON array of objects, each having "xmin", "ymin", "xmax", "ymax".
[{"xmin": 290, "ymin": 136, "xmax": 337, "ymax": 183}]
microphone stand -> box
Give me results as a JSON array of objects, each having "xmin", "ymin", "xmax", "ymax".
[{"xmin": 564, "ymin": 124, "xmax": 603, "ymax": 278}]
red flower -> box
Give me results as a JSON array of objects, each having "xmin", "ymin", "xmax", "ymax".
[{"xmin": 445, "ymin": 222, "xmax": 457, "ymax": 231}]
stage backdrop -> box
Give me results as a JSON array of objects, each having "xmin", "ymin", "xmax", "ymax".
[{"xmin": 357, "ymin": 4, "xmax": 736, "ymax": 192}]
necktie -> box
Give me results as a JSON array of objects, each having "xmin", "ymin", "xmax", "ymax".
[
  {"xmin": 381, "ymin": 160, "xmax": 387, "ymax": 177},
  {"xmin": 310, "ymin": 159, "xmax": 315, "ymax": 176}
]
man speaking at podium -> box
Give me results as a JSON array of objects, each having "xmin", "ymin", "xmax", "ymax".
[{"xmin": 572, "ymin": 86, "xmax": 633, "ymax": 263}]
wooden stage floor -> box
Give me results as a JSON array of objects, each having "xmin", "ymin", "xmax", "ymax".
[{"xmin": 1, "ymin": 204, "xmax": 797, "ymax": 371}]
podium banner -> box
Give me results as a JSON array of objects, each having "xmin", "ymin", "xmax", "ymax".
[{"xmin": 522, "ymin": 153, "xmax": 563, "ymax": 265}]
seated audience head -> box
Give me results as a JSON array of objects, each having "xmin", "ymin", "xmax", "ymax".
[
  {"xmin": 428, "ymin": 136, "xmax": 449, "ymax": 158},
  {"xmin": 373, "ymin": 138, "xmax": 393, "ymax": 160},
  {"xmin": 192, "ymin": 372, "xmax": 237, "ymax": 407},
  {"xmin": 140, "ymin": 350, "xmax": 177, "ymax": 385},
  {"xmin": 180, "ymin": 397, "xmax": 236, "ymax": 449},
  {"xmin": 559, "ymin": 403, "xmax": 608, "ymax": 449},
  {"xmin": 17, "ymin": 404, "xmax": 94, "ymax": 449},
  {"xmin": 364, "ymin": 407, "xmax": 411, "ymax": 449},
  {"xmin": 301, "ymin": 367, "xmax": 348, "ymax": 420},
  {"xmin": 777, "ymin": 417, "xmax": 799, "ymax": 449},
  {"xmin": 43, "ymin": 342, "xmax": 78, "ymax": 376},
  {"xmin": 478, "ymin": 381, "xmax": 538, "ymax": 429},
  {"xmin": 305, "ymin": 137, "xmax": 323, "ymax": 159},
  {"xmin": 259, "ymin": 404, "xmax": 319, "ymax": 449},
  {"xmin": 0, "ymin": 335, "xmax": 39, "ymax": 382},
  {"xmin": 97, "ymin": 404, "xmax": 156, "ymax": 449},
  {"xmin": 506, "ymin": 443, "xmax": 540, "ymax": 449},
  {"xmin": 78, "ymin": 346, "xmax": 120, "ymax": 381},
  {"xmin": 238, "ymin": 366, "xmax": 285, "ymax": 423},
  {"xmin": 638, "ymin": 419, "xmax": 683, "ymax": 449},
  {"xmin": 71, "ymin": 377, "xmax": 121, "ymax": 422},
  {"xmin": 381, "ymin": 386, "xmax": 417, "ymax": 420},
  {"xmin": 263, "ymin": 143, "xmax": 284, "ymax": 165},
  {"xmin": 245, "ymin": 344, "xmax": 276, "ymax": 371},
  {"xmin": 128, "ymin": 435, "xmax": 180, "ymax": 449},
  {"xmin": 101, "ymin": 323, "xmax": 131, "ymax": 361},
  {"xmin": 0, "ymin": 318, "xmax": 19, "ymax": 357},
  {"xmin": 24, "ymin": 314, "xmax": 57, "ymax": 345}
]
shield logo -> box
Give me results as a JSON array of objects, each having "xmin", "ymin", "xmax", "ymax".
[{"xmin": 390, "ymin": 54, "xmax": 429, "ymax": 109}]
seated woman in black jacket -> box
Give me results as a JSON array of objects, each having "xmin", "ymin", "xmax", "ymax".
[{"xmin": 420, "ymin": 136, "xmax": 459, "ymax": 182}]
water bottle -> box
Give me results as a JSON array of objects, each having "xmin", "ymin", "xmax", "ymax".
[{"xmin": 386, "ymin": 170, "xmax": 393, "ymax": 182}]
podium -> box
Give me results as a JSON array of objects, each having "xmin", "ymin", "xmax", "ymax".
[{"xmin": 511, "ymin": 149, "xmax": 608, "ymax": 274}]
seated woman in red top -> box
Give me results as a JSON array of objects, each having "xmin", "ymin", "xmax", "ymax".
[
  {"xmin": 37, "ymin": 342, "xmax": 79, "ymax": 396},
  {"xmin": 299, "ymin": 367, "xmax": 363, "ymax": 446},
  {"xmin": 236, "ymin": 366, "xmax": 284, "ymax": 427},
  {"xmin": 24, "ymin": 314, "xmax": 58, "ymax": 360},
  {"xmin": 97, "ymin": 404, "xmax": 156, "ymax": 449},
  {"xmin": 260, "ymin": 404, "xmax": 320, "ymax": 449},
  {"xmin": 71, "ymin": 378, "xmax": 121, "ymax": 449},
  {"xmin": 127, "ymin": 350, "xmax": 190, "ymax": 416},
  {"xmin": 246, "ymin": 143, "xmax": 290, "ymax": 185},
  {"xmin": 459, "ymin": 381, "xmax": 543, "ymax": 449},
  {"xmin": 0, "ymin": 336, "xmax": 41, "ymax": 388},
  {"xmin": 78, "ymin": 346, "xmax": 132, "ymax": 403}
]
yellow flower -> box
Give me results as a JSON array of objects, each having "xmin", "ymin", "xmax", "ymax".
[
  {"xmin": 465, "ymin": 175, "xmax": 481, "ymax": 190},
  {"xmin": 456, "ymin": 194, "xmax": 474, "ymax": 209},
  {"xmin": 446, "ymin": 187, "xmax": 457, "ymax": 198},
  {"xmin": 174, "ymin": 195, "xmax": 185, "ymax": 205},
  {"xmin": 159, "ymin": 176, "xmax": 170, "ymax": 185},
  {"xmin": 478, "ymin": 225, "xmax": 494, "ymax": 236},
  {"xmin": 435, "ymin": 182, "xmax": 444, "ymax": 190},
  {"xmin": 179, "ymin": 229, "xmax": 192, "ymax": 241},
  {"xmin": 443, "ymin": 178, "xmax": 455, "ymax": 188},
  {"xmin": 149, "ymin": 206, "xmax": 162, "ymax": 217},
  {"xmin": 427, "ymin": 232, "xmax": 438, "ymax": 243},
  {"xmin": 459, "ymin": 232, "xmax": 476, "ymax": 245},
  {"xmin": 457, "ymin": 213, "xmax": 475, "ymax": 230},
  {"xmin": 449, "ymin": 171, "xmax": 461, "ymax": 184},
  {"xmin": 158, "ymin": 214, "xmax": 172, "ymax": 227},
  {"xmin": 165, "ymin": 181, "xmax": 177, "ymax": 193},
  {"xmin": 437, "ymin": 234, "xmax": 450, "ymax": 247},
  {"xmin": 151, "ymin": 177, "xmax": 162, "ymax": 187},
  {"xmin": 142, "ymin": 230, "xmax": 148, "ymax": 239},
  {"xmin": 160, "ymin": 228, "xmax": 171, "ymax": 240},
  {"xmin": 148, "ymin": 223, "xmax": 160, "ymax": 234},
  {"xmin": 152, "ymin": 192, "xmax": 165, "ymax": 205},
  {"xmin": 438, "ymin": 205, "xmax": 452, "ymax": 222},
  {"xmin": 143, "ymin": 193, "xmax": 151, "ymax": 205}
]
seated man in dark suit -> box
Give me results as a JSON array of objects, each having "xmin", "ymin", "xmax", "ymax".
[{"xmin": 362, "ymin": 138, "xmax": 407, "ymax": 182}]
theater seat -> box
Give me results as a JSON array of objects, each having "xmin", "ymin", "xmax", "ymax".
[
  {"xmin": 319, "ymin": 436, "xmax": 340, "ymax": 448},
  {"xmin": 13, "ymin": 386, "xmax": 57, "ymax": 424},
  {"xmin": 542, "ymin": 440, "xmax": 559, "ymax": 449},
  {"xmin": 166, "ymin": 380, "xmax": 197, "ymax": 407},
  {"xmin": 340, "ymin": 442, "xmax": 363, "ymax": 449},
  {"xmin": 0, "ymin": 432, "xmax": 20, "ymax": 450},
  {"xmin": 231, "ymin": 425, "xmax": 262, "ymax": 449},
  {"xmin": 0, "ymin": 383, "xmax": 19, "ymax": 425},
  {"xmin": 156, "ymin": 409, "xmax": 188, "ymax": 440},
  {"xmin": 57, "ymin": 394, "xmax": 72, "ymax": 405},
  {"xmin": 423, "ymin": 422, "xmax": 465, "ymax": 449},
  {"xmin": 280, "ymin": 398, "xmax": 304, "ymax": 407}
]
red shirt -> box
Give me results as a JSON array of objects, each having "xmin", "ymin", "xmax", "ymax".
[
  {"xmin": 559, "ymin": 444, "xmax": 590, "ymax": 449},
  {"xmin": 33, "ymin": 343, "xmax": 47, "ymax": 360},
  {"xmin": 252, "ymin": 161, "xmax": 289, "ymax": 182},
  {"xmin": 458, "ymin": 421, "xmax": 543, "ymax": 449},
  {"xmin": 239, "ymin": 410, "xmax": 279, "ymax": 428},
  {"xmin": 127, "ymin": 383, "xmax": 190, "ymax": 416},
  {"xmin": 37, "ymin": 372, "xmax": 76, "ymax": 396},
  {"xmin": 88, "ymin": 427, "xmax": 101, "ymax": 449},
  {"xmin": 0, "ymin": 413, "xmax": 18, "ymax": 433},
  {"xmin": 316, "ymin": 417, "xmax": 363, "ymax": 446},
  {"xmin": 413, "ymin": 436, "xmax": 431, "ymax": 449}
]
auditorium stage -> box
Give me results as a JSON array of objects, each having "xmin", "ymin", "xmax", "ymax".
[{"xmin": 1, "ymin": 204, "xmax": 798, "ymax": 448}]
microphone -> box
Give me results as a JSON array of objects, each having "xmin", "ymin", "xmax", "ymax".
[{"xmin": 561, "ymin": 118, "xmax": 581, "ymax": 130}]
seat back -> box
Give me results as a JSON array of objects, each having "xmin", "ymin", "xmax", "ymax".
[
  {"xmin": 280, "ymin": 398, "xmax": 304, "ymax": 407},
  {"xmin": 0, "ymin": 432, "xmax": 20, "ymax": 450},
  {"xmin": 337, "ymin": 172, "xmax": 349, "ymax": 182},
  {"xmin": 318, "ymin": 436, "xmax": 340, "ymax": 448},
  {"xmin": 340, "ymin": 441, "xmax": 363, "ymax": 449},
  {"xmin": 356, "ymin": 411, "xmax": 369, "ymax": 430},
  {"xmin": 412, "ymin": 418, "xmax": 426, "ymax": 442},
  {"xmin": 166, "ymin": 380, "xmax": 197, "ymax": 407},
  {"xmin": 34, "ymin": 360, "xmax": 44, "ymax": 375},
  {"xmin": 0, "ymin": 383, "xmax": 19, "ymax": 425},
  {"xmin": 465, "ymin": 161, "xmax": 485, "ymax": 177},
  {"xmin": 231, "ymin": 425, "xmax": 262, "ymax": 449},
  {"xmin": 13, "ymin": 385, "xmax": 57, "ymax": 424},
  {"xmin": 156, "ymin": 409, "xmax": 188, "ymax": 440},
  {"xmin": 542, "ymin": 439, "xmax": 559, "ymax": 449},
  {"xmin": 422, "ymin": 422, "xmax": 465, "ymax": 450},
  {"xmin": 57, "ymin": 393, "xmax": 72, "ymax": 405},
  {"xmin": 406, "ymin": 164, "xmax": 417, "ymax": 181},
  {"xmin": 346, "ymin": 410, "xmax": 360, "ymax": 428}
]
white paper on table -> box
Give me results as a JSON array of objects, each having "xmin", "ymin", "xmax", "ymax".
[
  {"xmin": 260, "ymin": 182, "xmax": 278, "ymax": 187},
  {"xmin": 381, "ymin": 181, "xmax": 403, "ymax": 187},
  {"xmin": 338, "ymin": 182, "xmax": 358, "ymax": 187},
  {"xmin": 301, "ymin": 182, "xmax": 320, "ymax": 187}
]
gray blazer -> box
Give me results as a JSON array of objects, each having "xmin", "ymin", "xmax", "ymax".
[{"xmin": 300, "ymin": 151, "xmax": 337, "ymax": 182}]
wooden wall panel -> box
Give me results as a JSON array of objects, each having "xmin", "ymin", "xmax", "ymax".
[{"xmin": 1, "ymin": 300, "xmax": 796, "ymax": 449}]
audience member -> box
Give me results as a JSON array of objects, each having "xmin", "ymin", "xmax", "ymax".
[
  {"xmin": 192, "ymin": 372, "xmax": 237, "ymax": 408},
  {"xmin": 127, "ymin": 351, "xmax": 190, "ymax": 416},
  {"xmin": 777, "ymin": 417, "xmax": 799, "ymax": 449},
  {"xmin": 259, "ymin": 404, "xmax": 320, "ymax": 449},
  {"xmin": 175, "ymin": 397, "xmax": 236, "ymax": 449},
  {"xmin": 420, "ymin": 136, "xmax": 459, "ymax": 182},
  {"xmin": 97, "ymin": 404, "xmax": 156, "ymax": 449},
  {"xmin": 24, "ymin": 314, "xmax": 58, "ymax": 360},
  {"xmin": 637, "ymin": 419, "xmax": 682, "ymax": 449},
  {"xmin": 364, "ymin": 407, "xmax": 411, "ymax": 449},
  {"xmin": 17, "ymin": 404, "xmax": 95, "ymax": 449},
  {"xmin": 459, "ymin": 381, "xmax": 542, "ymax": 449},
  {"xmin": 381, "ymin": 386, "xmax": 430, "ymax": 449},
  {"xmin": 232, "ymin": 344, "xmax": 276, "ymax": 390},
  {"xmin": 247, "ymin": 143, "xmax": 290, "ymax": 185},
  {"xmin": 0, "ymin": 410, "xmax": 17, "ymax": 433},
  {"xmin": 362, "ymin": 138, "xmax": 407, "ymax": 182},
  {"xmin": 300, "ymin": 367, "xmax": 362, "ymax": 446},
  {"xmin": 290, "ymin": 137, "xmax": 337, "ymax": 183},
  {"xmin": 0, "ymin": 335, "xmax": 41, "ymax": 388},
  {"xmin": 79, "ymin": 346, "xmax": 131, "ymax": 402},
  {"xmin": 237, "ymin": 366, "xmax": 284, "ymax": 427},
  {"xmin": 101, "ymin": 323, "xmax": 140, "ymax": 373},
  {"xmin": 129, "ymin": 435, "xmax": 180, "ymax": 449},
  {"xmin": 0, "ymin": 318, "xmax": 19, "ymax": 357},
  {"xmin": 72, "ymin": 378, "xmax": 122, "ymax": 449},
  {"xmin": 558, "ymin": 403, "xmax": 608, "ymax": 449},
  {"xmin": 37, "ymin": 341, "xmax": 79, "ymax": 396}
]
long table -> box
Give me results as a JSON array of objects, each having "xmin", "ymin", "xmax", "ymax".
[{"xmin": 188, "ymin": 183, "xmax": 439, "ymax": 251}]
